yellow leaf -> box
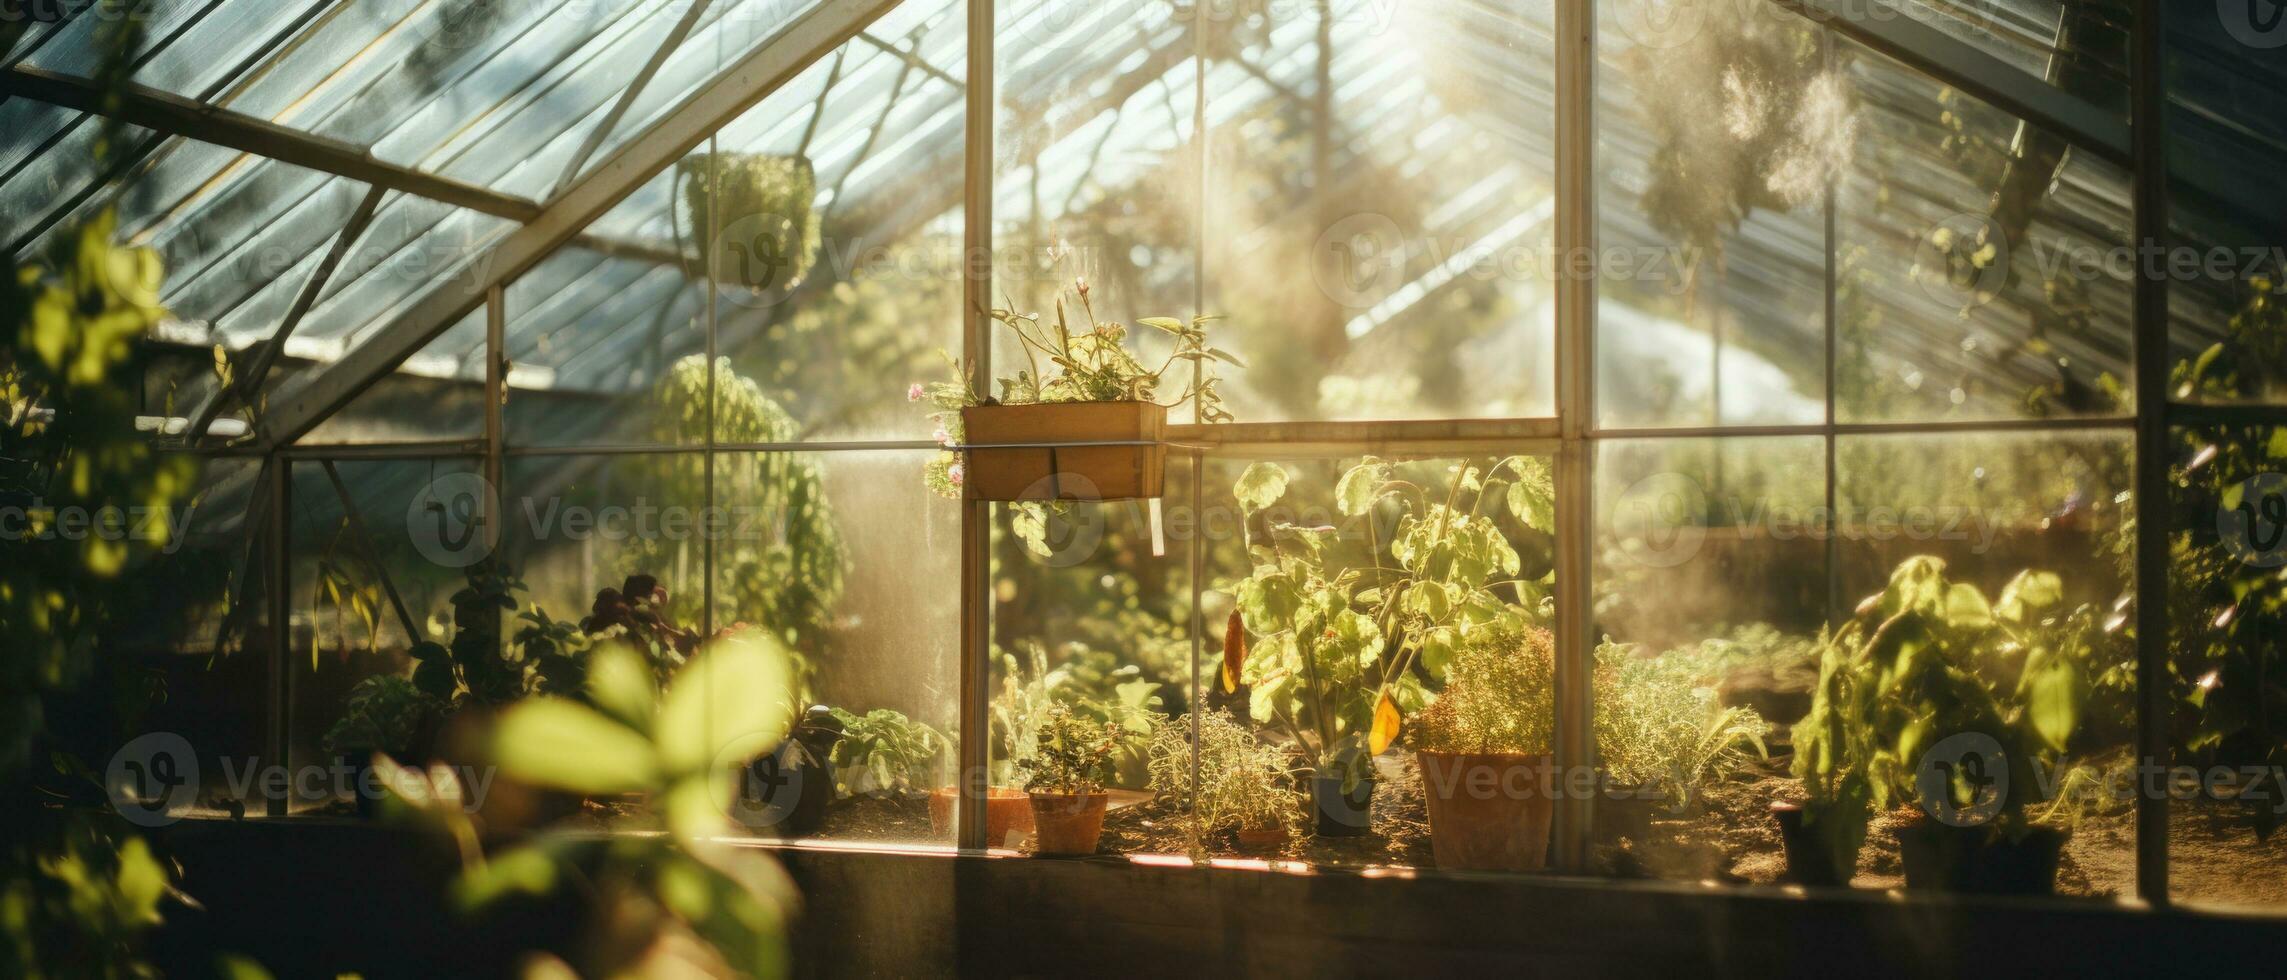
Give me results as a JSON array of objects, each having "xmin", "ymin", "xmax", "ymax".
[
  {"xmin": 1369, "ymin": 691, "xmax": 1401, "ymax": 756},
  {"xmin": 1220, "ymin": 609, "xmax": 1247, "ymax": 694}
]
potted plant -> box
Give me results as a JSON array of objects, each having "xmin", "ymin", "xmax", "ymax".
[
  {"xmin": 1146, "ymin": 712, "xmax": 1305, "ymax": 853},
  {"xmin": 1412, "ymin": 620, "xmax": 1557, "ymax": 872},
  {"xmin": 675, "ymin": 152, "xmax": 819, "ymax": 292},
  {"xmin": 1016, "ymin": 706, "xmax": 1125, "ymax": 856},
  {"xmin": 321, "ymin": 675, "xmax": 442, "ymax": 818},
  {"xmin": 1592, "ymin": 638, "xmax": 1770, "ymax": 845},
  {"xmin": 829, "ymin": 707, "xmax": 951, "ymax": 799},
  {"xmin": 912, "ymin": 278, "xmax": 1236, "ymax": 502},
  {"xmin": 740, "ymin": 705, "xmax": 845, "ymax": 838},
  {"xmin": 1789, "ymin": 557, "xmax": 2105, "ymax": 894},
  {"xmin": 1225, "ymin": 455, "xmax": 1553, "ymax": 837}
]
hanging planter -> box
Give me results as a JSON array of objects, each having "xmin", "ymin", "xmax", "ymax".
[
  {"xmin": 675, "ymin": 152, "xmax": 820, "ymax": 293},
  {"xmin": 914, "ymin": 278, "xmax": 1237, "ymax": 503},
  {"xmin": 958, "ymin": 400, "xmax": 1167, "ymax": 502}
]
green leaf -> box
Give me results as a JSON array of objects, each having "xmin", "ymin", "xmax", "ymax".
[
  {"xmin": 1138, "ymin": 316, "xmax": 1185, "ymax": 334},
  {"xmin": 1942, "ymin": 583, "xmax": 1994, "ymax": 630},
  {"xmin": 1504, "ymin": 457, "xmax": 1555, "ymax": 530},
  {"xmin": 1995, "ymin": 570, "xmax": 2064, "ymax": 622},
  {"xmin": 656, "ymin": 632, "xmax": 797, "ymax": 777},
  {"xmin": 586, "ymin": 641, "xmax": 657, "ymax": 731},
  {"xmin": 1234, "ymin": 462, "xmax": 1289, "ymax": 513},
  {"xmin": 494, "ymin": 699, "xmax": 659, "ymax": 795},
  {"xmin": 2024, "ymin": 659, "xmax": 2084, "ymax": 753},
  {"xmin": 1335, "ymin": 459, "xmax": 1387, "ymax": 517},
  {"xmin": 453, "ymin": 843, "xmax": 562, "ymax": 911}
]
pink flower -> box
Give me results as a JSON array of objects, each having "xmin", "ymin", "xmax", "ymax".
[
  {"xmin": 907, "ymin": 383, "xmax": 925, "ymax": 402},
  {"xmin": 933, "ymin": 427, "xmax": 952, "ymax": 446},
  {"xmin": 948, "ymin": 463, "xmax": 965, "ymax": 487}
]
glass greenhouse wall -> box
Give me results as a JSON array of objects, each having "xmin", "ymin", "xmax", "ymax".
[{"xmin": 12, "ymin": 0, "xmax": 2287, "ymax": 943}]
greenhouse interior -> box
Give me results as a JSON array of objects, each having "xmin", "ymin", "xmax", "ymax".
[{"xmin": 5, "ymin": 0, "xmax": 2287, "ymax": 975}]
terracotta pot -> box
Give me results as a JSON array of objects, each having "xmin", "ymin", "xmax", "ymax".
[
  {"xmin": 1769, "ymin": 802, "xmax": 1846, "ymax": 887},
  {"xmin": 960, "ymin": 402, "xmax": 1166, "ymax": 501},
  {"xmin": 928, "ymin": 786, "xmax": 1035, "ymax": 848},
  {"xmin": 1027, "ymin": 791, "xmax": 1110, "ymax": 856},
  {"xmin": 1417, "ymin": 751, "xmax": 1553, "ymax": 873},
  {"xmin": 1234, "ymin": 824, "xmax": 1290, "ymax": 850},
  {"xmin": 1894, "ymin": 815, "xmax": 2066, "ymax": 896}
]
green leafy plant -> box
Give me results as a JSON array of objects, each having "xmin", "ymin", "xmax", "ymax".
[
  {"xmin": 3, "ymin": 196, "xmax": 191, "ymax": 976},
  {"xmin": 387, "ymin": 634, "xmax": 802, "ymax": 978},
  {"xmin": 914, "ymin": 278, "xmax": 1237, "ymax": 498},
  {"xmin": 410, "ymin": 560, "xmax": 531, "ymax": 707},
  {"xmin": 1017, "ymin": 705, "xmax": 1125, "ymax": 796},
  {"xmin": 1791, "ymin": 557, "xmax": 2110, "ymax": 872},
  {"xmin": 1226, "ymin": 456, "xmax": 1553, "ymax": 777},
  {"xmin": 828, "ymin": 708, "xmax": 950, "ymax": 797},
  {"xmin": 1412, "ymin": 621, "xmax": 1556, "ymax": 756},
  {"xmin": 676, "ymin": 152, "xmax": 820, "ymax": 290},
  {"xmin": 321, "ymin": 676, "xmax": 443, "ymax": 759},
  {"xmin": 1147, "ymin": 712, "xmax": 1304, "ymax": 840},
  {"xmin": 1594, "ymin": 639, "xmax": 1770, "ymax": 804},
  {"xmin": 988, "ymin": 643, "xmax": 1162, "ymax": 788}
]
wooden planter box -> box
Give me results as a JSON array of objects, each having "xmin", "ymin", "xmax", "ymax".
[{"xmin": 961, "ymin": 402, "xmax": 1166, "ymax": 502}]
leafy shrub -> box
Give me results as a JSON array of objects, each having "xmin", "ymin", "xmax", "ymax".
[
  {"xmin": 322, "ymin": 676, "xmax": 443, "ymax": 758},
  {"xmin": 1412, "ymin": 622, "xmax": 1556, "ymax": 756},
  {"xmin": 1017, "ymin": 706, "xmax": 1125, "ymax": 796},
  {"xmin": 829, "ymin": 708, "xmax": 950, "ymax": 797},
  {"xmin": 1147, "ymin": 712, "xmax": 1304, "ymax": 839},
  {"xmin": 1594, "ymin": 639, "xmax": 1771, "ymax": 799}
]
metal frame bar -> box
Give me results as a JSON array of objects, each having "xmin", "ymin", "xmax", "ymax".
[
  {"xmin": 317, "ymin": 460, "xmax": 421, "ymax": 642},
  {"xmin": 1551, "ymin": 0, "xmax": 1597, "ymax": 874},
  {"xmin": 956, "ymin": 0, "xmax": 996, "ymax": 854},
  {"xmin": 0, "ymin": 65, "xmax": 544, "ymax": 222},
  {"xmin": 186, "ymin": 183, "xmax": 388, "ymax": 445},
  {"xmin": 2129, "ymin": 0, "xmax": 2170, "ymax": 907},
  {"xmin": 1768, "ymin": 0, "xmax": 2129, "ymax": 168},
  {"xmin": 551, "ymin": 0, "xmax": 718, "ymax": 197},
  {"xmin": 258, "ymin": 0, "xmax": 909, "ymax": 449}
]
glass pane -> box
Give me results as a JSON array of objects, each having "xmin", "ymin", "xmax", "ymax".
[
  {"xmin": 1836, "ymin": 431, "xmax": 2135, "ymax": 898},
  {"xmin": 302, "ymin": 310, "xmax": 487, "ymax": 444},
  {"xmin": 711, "ymin": 451, "xmax": 960, "ymax": 846},
  {"xmin": 1201, "ymin": 0, "xmax": 1558, "ymax": 421},
  {"xmin": 2165, "ymin": 195, "xmax": 2287, "ymax": 406},
  {"xmin": 504, "ymin": 243, "xmax": 708, "ymax": 449},
  {"xmin": 1834, "ymin": 39, "xmax": 2135, "ymax": 423},
  {"xmin": 287, "ymin": 457, "xmax": 485, "ymax": 816},
  {"xmin": 1199, "ymin": 451, "xmax": 1559, "ymax": 870},
  {"xmin": 1593, "ymin": 437, "xmax": 1825, "ymax": 881},
  {"xmin": 1597, "ymin": 0, "xmax": 1828, "ymax": 429},
  {"xmin": 1887, "ymin": 1, "xmax": 2130, "ymax": 116},
  {"xmin": 2165, "ymin": 423, "xmax": 2287, "ymax": 909},
  {"xmin": 987, "ymin": 455, "xmax": 1196, "ymax": 853}
]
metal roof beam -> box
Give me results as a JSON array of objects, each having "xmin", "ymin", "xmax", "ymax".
[
  {"xmin": 0, "ymin": 64, "xmax": 545, "ymax": 221},
  {"xmin": 1769, "ymin": 0, "xmax": 2131, "ymax": 168},
  {"xmin": 257, "ymin": 0, "xmax": 909, "ymax": 448}
]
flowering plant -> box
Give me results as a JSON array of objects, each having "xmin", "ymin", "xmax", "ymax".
[{"xmin": 911, "ymin": 278, "xmax": 1237, "ymax": 498}]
